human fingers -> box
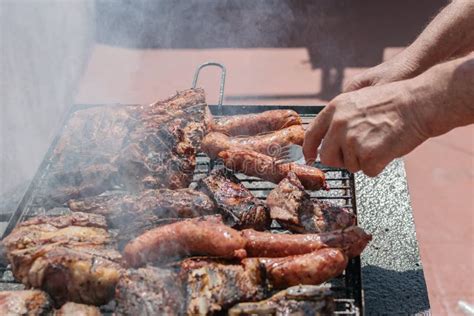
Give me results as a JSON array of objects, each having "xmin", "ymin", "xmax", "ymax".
[{"xmin": 303, "ymin": 106, "xmax": 334, "ymax": 164}]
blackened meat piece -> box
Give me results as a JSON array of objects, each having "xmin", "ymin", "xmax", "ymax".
[
  {"xmin": 0, "ymin": 290, "xmax": 52, "ymax": 315},
  {"xmin": 115, "ymin": 267, "xmax": 184, "ymax": 316},
  {"xmin": 68, "ymin": 189, "xmax": 217, "ymax": 246},
  {"xmin": 41, "ymin": 88, "xmax": 209, "ymax": 204},
  {"xmin": 197, "ymin": 169, "xmax": 270, "ymax": 230},
  {"xmin": 228, "ymin": 285, "xmax": 335, "ymax": 316},
  {"xmin": 2, "ymin": 213, "xmax": 123, "ymax": 307},
  {"xmin": 267, "ymin": 172, "xmax": 355, "ymax": 233},
  {"xmin": 184, "ymin": 258, "xmax": 267, "ymax": 315}
]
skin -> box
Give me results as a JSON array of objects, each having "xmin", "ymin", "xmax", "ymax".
[{"xmin": 303, "ymin": 0, "xmax": 474, "ymax": 176}]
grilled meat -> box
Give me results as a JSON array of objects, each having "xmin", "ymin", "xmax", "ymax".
[
  {"xmin": 123, "ymin": 216, "xmax": 247, "ymax": 268},
  {"xmin": 210, "ymin": 109, "xmax": 302, "ymax": 136},
  {"xmin": 228, "ymin": 285, "xmax": 335, "ymax": 316},
  {"xmin": 68, "ymin": 189, "xmax": 217, "ymax": 246},
  {"xmin": 242, "ymin": 226, "xmax": 372, "ymax": 258},
  {"xmin": 267, "ymin": 172, "xmax": 355, "ymax": 233},
  {"xmin": 115, "ymin": 267, "xmax": 184, "ymax": 316},
  {"xmin": 0, "ymin": 290, "xmax": 51, "ymax": 315},
  {"xmin": 184, "ymin": 258, "xmax": 267, "ymax": 315},
  {"xmin": 196, "ymin": 169, "xmax": 270, "ymax": 230},
  {"xmin": 54, "ymin": 302, "xmax": 101, "ymax": 316},
  {"xmin": 202, "ymin": 125, "xmax": 305, "ymax": 159},
  {"xmin": 41, "ymin": 89, "xmax": 209, "ymax": 204},
  {"xmin": 2, "ymin": 213, "xmax": 122, "ymax": 306},
  {"xmin": 245, "ymin": 248, "xmax": 348, "ymax": 289},
  {"xmin": 218, "ymin": 149, "xmax": 327, "ymax": 190}
]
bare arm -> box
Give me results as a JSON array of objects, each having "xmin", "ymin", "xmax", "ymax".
[
  {"xmin": 344, "ymin": 0, "xmax": 474, "ymax": 92},
  {"xmin": 303, "ymin": 55, "xmax": 474, "ymax": 176}
]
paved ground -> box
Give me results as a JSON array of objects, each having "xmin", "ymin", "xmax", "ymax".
[{"xmin": 2, "ymin": 0, "xmax": 473, "ymax": 314}]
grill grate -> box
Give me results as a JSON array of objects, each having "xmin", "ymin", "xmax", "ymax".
[{"xmin": 0, "ymin": 104, "xmax": 362, "ymax": 315}]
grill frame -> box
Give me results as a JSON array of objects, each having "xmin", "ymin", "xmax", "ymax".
[{"xmin": 1, "ymin": 103, "xmax": 364, "ymax": 315}]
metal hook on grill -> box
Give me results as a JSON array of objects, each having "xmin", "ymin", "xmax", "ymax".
[{"xmin": 192, "ymin": 62, "xmax": 226, "ymax": 114}]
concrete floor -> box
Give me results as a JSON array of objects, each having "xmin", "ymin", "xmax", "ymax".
[{"xmin": 2, "ymin": 0, "xmax": 473, "ymax": 314}]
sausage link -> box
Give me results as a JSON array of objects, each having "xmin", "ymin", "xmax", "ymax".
[
  {"xmin": 202, "ymin": 125, "xmax": 305, "ymax": 159},
  {"xmin": 123, "ymin": 216, "xmax": 247, "ymax": 267},
  {"xmin": 243, "ymin": 248, "xmax": 348, "ymax": 289},
  {"xmin": 242, "ymin": 226, "xmax": 371, "ymax": 258},
  {"xmin": 218, "ymin": 149, "xmax": 326, "ymax": 190},
  {"xmin": 211, "ymin": 110, "xmax": 302, "ymax": 136}
]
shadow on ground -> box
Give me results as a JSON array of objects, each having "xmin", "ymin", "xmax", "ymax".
[{"xmin": 362, "ymin": 265, "xmax": 430, "ymax": 315}]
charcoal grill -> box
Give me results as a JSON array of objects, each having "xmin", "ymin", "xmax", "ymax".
[{"xmin": 1, "ymin": 63, "xmax": 364, "ymax": 315}]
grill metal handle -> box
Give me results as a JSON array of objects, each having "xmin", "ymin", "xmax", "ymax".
[{"xmin": 192, "ymin": 62, "xmax": 226, "ymax": 110}]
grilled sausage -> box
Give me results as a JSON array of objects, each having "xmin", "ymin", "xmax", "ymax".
[
  {"xmin": 211, "ymin": 110, "xmax": 302, "ymax": 136},
  {"xmin": 243, "ymin": 248, "xmax": 347, "ymax": 289},
  {"xmin": 218, "ymin": 149, "xmax": 327, "ymax": 190},
  {"xmin": 123, "ymin": 216, "xmax": 247, "ymax": 268},
  {"xmin": 242, "ymin": 226, "xmax": 372, "ymax": 258},
  {"xmin": 202, "ymin": 125, "xmax": 305, "ymax": 159}
]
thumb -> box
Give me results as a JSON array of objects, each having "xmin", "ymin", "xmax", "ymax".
[{"xmin": 343, "ymin": 74, "xmax": 373, "ymax": 93}]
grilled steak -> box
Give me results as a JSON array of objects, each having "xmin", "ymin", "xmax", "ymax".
[
  {"xmin": 228, "ymin": 285, "xmax": 335, "ymax": 316},
  {"xmin": 202, "ymin": 125, "xmax": 305, "ymax": 159},
  {"xmin": 267, "ymin": 172, "xmax": 356, "ymax": 233},
  {"xmin": 123, "ymin": 216, "xmax": 247, "ymax": 268},
  {"xmin": 197, "ymin": 169, "xmax": 270, "ymax": 230},
  {"xmin": 40, "ymin": 88, "xmax": 209, "ymax": 204},
  {"xmin": 242, "ymin": 226, "xmax": 372, "ymax": 258},
  {"xmin": 54, "ymin": 302, "xmax": 101, "ymax": 316},
  {"xmin": 115, "ymin": 267, "xmax": 184, "ymax": 316},
  {"xmin": 2, "ymin": 213, "xmax": 123, "ymax": 306},
  {"xmin": 210, "ymin": 109, "xmax": 302, "ymax": 136},
  {"xmin": 244, "ymin": 248, "xmax": 348, "ymax": 289},
  {"xmin": 68, "ymin": 189, "xmax": 217, "ymax": 246},
  {"xmin": 218, "ymin": 149, "xmax": 327, "ymax": 190},
  {"xmin": 184, "ymin": 258, "xmax": 267, "ymax": 315},
  {"xmin": 0, "ymin": 290, "xmax": 51, "ymax": 315}
]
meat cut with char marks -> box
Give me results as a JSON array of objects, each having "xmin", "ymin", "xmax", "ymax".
[
  {"xmin": 68, "ymin": 188, "xmax": 217, "ymax": 246},
  {"xmin": 183, "ymin": 258, "xmax": 267, "ymax": 315},
  {"xmin": 115, "ymin": 267, "xmax": 184, "ymax": 316},
  {"xmin": 202, "ymin": 125, "xmax": 305, "ymax": 159},
  {"xmin": 228, "ymin": 285, "xmax": 335, "ymax": 316},
  {"xmin": 0, "ymin": 290, "xmax": 51, "ymax": 315},
  {"xmin": 218, "ymin": 149, "xmax": 327, "ymax": 190},
  {"xmin": 54, "ymin": 302, "xmax": 101, "ymax": 316},
  {"xmin": 197, "ymin": 169, "xmax": 270, "ymax": 230},
  {"xmin": 242, "ymin": 226, "xmax": 371, "ymax": 258},
  {"xmin": 123, "ymin": 216, "xmax": 247, "ymax": 268},
  {"xmin": 244, "ymin": 248, "xmax": 348, "ymax": 289},
  {"xmin": 267, "ymin": 172, "xmax": 355, "ymax": 233},
  {"xmin": 40, "ymin": 88, "xmax": 209, "ymax": 204},
  {"xmin": 210, "ymin": 109, "xmax": 302, "ymax": 136},
  {"xmin": 2, "ymin": 213, "xmax": 123, "ymax": 306}
]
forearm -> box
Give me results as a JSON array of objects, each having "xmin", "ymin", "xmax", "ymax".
[
  {"xmin": 406, "ymin": 55, "xmax": 474, "ymax": 138},
  {"xmin": 401, "ymin": 0, "xmax": 474, "ymax": 74}
]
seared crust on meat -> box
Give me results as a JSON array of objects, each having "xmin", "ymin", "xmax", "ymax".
[
  {"xmin": 242, "ymin": 226, "xmax": 372, "ymax": 258},
  {"xmin": 244, "ymin": 248, "xmax": 348, "ymax": 289},
  {"xmin": 267, "ymin": 172, "xmax": 355, "ymax": 233},
  {"xmin": 123, "ymin": 216, "xmax": 247, "ymax": 268},
  {"xmin": 202, "ymin": 125, "xmax": 305, "ymax": 159},
  {"xmin": 54, "ymin": 302, "xmax": 101, "ymax": 316},
  {"xmin": 115, "ymin": 267, "xmax": 184, "ymax": 316},
  {"xmin": 197, "ymin": 169, "xmax": 270, "ymax": 230},
  {"xmin": 210, "ymin": 109, "xmax": 302, "ymax": 136},
  {"xmin": 218, "ymin": 149, "xmax": 326, "ymax": 190}
]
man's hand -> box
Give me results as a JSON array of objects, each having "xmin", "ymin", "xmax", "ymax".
[
  {"xmin": 343, "ymin": 53, "xmax": 421, "ymax": 93},
  {"xmin": 303, "ymin": 56, "xmax": 474, "ymax": 177},
  {"xmin": 303, "ymin": 81, "xmax": 428, "ymax": 176}
]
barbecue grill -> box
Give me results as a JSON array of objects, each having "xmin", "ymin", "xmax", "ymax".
[{"xmin": 0, "ymin": 63, "xmax": 364, "ymax": 315}]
